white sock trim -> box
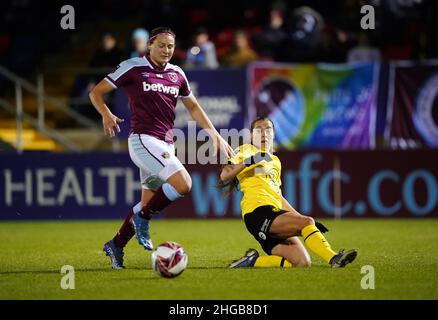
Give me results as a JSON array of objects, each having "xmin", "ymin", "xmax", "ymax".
[
  {"xmin": 162, "ymin": 183, "xmax": 183, "ymax": 201},
  {"xmin": 133, "ymin": 201, "xmax": 142, "ymax": 214}
]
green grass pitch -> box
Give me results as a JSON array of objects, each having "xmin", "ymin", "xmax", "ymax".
[{"xmin": 0, "ymin": 219, "xmax": 437, "ymax": 300}]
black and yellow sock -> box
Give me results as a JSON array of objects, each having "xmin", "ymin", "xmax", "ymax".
[
  {"xmin": 302, "ymin": 224, "xmax": 336, "ymax": 264},
  {"xmin": 254, "ymin": 255, "xmax": 292, "ymax": 268}
]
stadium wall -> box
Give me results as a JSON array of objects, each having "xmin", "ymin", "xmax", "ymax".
[{"xmin": 1, "ymin": 150, "xmax": 437, "ymax": 220}]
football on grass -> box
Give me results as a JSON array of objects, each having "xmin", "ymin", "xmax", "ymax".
[{"xmin": 151, "ymin": 241, "xmax": 188, "ymax": 278}]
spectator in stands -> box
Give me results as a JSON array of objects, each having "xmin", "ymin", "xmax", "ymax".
[
  {"xmin": 221, "ymin": 30, "xmax": 258, "ymax": 67},
  {"xmin": 72, "ymin": 33, "xmax": 123, "ymax": 122},
  {"xmin": 130, "ymin": 28, "xmax": 149, "ymax": 58},
  {"xmin": 412, "ymin": 31, "xmax": 432, "ymax": 61},
  {"xmin": 89, "ymin": 32, "xmax": 123, "ymax": 70},
  {"xmin": 347, "ymin": 32, "xmax": 381, "ymax": 62},
  {"xmin": 87, "ymin": 32, "xmax": 123, "ymax": 90},
  {"xmin": 185, "ymin": 28, "xmax": 219, "ymax": 69},
  {"xmin": 318, "ymin": 26, "xmax": 350, "ymax": 63},
  {"xmin": 278, "ymin": 6, "xmax": 324, "ymax": 62},
  {"xmin": 253, "ymin": 5, "xmax": 288, "ymax": 60}
]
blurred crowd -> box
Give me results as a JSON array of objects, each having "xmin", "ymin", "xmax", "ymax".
[
  {"xmin": 63, "ymin": 0, "xmax": 438, "ymax": 121},
  {"xmin": 3, "ymin": 0, "xmax": 438, "ymax": 74},
  {"xmin": 2, "ymin": 0, "xmax": 438, "ymax": 122},
  {"xmin": 78, "ymin": 0, "xmax": 438, "ymax": 75}
]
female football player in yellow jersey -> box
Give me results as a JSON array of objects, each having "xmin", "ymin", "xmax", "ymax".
[{"xmin": 220, "ymin": 116, "xmax": 357, "ymax": 268}]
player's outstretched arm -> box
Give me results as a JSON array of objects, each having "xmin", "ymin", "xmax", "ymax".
[
  {"xmin": 89, "ymin": 80, "xmax": 124, "ymax": 137},
  {"xmin": 220, "ymin": 163, "xmax": 246, "ymax": 183},
  {"xmin": 220, "ymin": 152, "xmax": 273, "ymax": 183},
  {"xmin": 181, "ymin": 95, "xmax": 235, "ymax": 158}
]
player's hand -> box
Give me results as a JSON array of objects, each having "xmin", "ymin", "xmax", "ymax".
[
  {"xmin": 102, "ymin": 113, "xmax": 124, "ymax": 137},
  {"xmin": 213, "ymin": 134, "xmax": 235, "ymax": 159},
  {"xmin": 243, "ymin": 152, "xmax": 273, "ymax": 167}
]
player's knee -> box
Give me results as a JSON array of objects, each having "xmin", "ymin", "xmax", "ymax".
[
  {"xmin": 295, "ymin": 258, "xmax": 311, "ymax": 268},
  {"xmin": 184, "ymin": 177, "xmax": 192, "ymax": 194},
  {"xmin": 174, "ymin": 180, "xmax": 192, "ymax": 195},
  {"xmin": 182, "ymin": 184, "xmax": 191, "ymax": 195}
]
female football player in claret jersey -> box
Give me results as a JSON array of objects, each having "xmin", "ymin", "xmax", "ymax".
[
  {"xmin": 89, "ymin": 27, "xmax": 234, "ymax": 269},
  {"xmin": 219, "ymin": 116, "xmax": 357, "ymax": 268}
]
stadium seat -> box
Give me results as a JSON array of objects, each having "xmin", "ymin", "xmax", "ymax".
[{"xmin": 0, "ymin": 126, "xmax": 59, "ymax": 151}]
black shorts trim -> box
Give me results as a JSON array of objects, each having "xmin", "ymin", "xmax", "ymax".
[{"xmin": 243, "ymin": 205, "xmax": 288, "ymax": 255}]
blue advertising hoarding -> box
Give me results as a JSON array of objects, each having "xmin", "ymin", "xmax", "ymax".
[{"xmin": 1, "ymin": 150, "xmax": 437, "ymax": 220}]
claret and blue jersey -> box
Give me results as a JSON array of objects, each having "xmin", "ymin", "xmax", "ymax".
[{"xmin": 105, "ymin": 55, "xmax": 192, "ymax": 143}]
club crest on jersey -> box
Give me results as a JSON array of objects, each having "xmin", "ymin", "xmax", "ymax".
[
  {"xmin": 168, "ymin": 72, "xmax": 178, "ymax": 83},
  {"xmin": 161, "ymin": 151, "xmax": 170, "ymax": 159}
]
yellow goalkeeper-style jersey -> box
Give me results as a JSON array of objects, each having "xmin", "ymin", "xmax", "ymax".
[{"xmin": 228, "ymin": 144, "xmax": 282, "ymax": 216}]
